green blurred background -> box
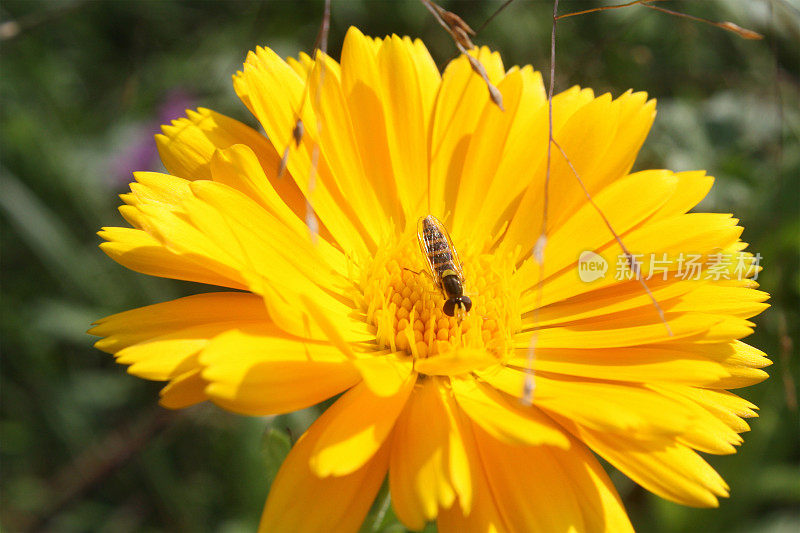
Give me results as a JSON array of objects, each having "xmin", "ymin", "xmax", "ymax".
[{"xmin": 1, "ymin": 1, "xmax": 798, "ymax": 531}]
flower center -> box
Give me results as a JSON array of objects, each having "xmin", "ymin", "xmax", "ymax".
[{"xmin": 361, "ymin": 236, "xmax": 519, "ymax": 360}]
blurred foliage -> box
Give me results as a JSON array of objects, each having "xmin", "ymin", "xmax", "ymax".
[{"xmin": 1, "ymin": 0, "xmax": 798, "ymax": 531}]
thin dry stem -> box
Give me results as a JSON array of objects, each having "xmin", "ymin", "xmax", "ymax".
[
  {"xmin": 643, "ymin": 3, "xmax": 763, "ymax": 40},
  {"xmin": 522, "ymin": 0, "xmax": 560, "ymax": 406},
  {"xmin": 524, "ymin": 0, "xmax": 684, "ymax": 405},
  {"xmin": 304, "ymin": 0, "xmax": 330, "ymax": 243},
  {"xmin": 420, "ymin": 0, "xmax": 504, "ymax": 110},
  {"xmin": 475, "ymin": 0, "xmax": 517, "ymax": 36},
  {"xmin": 552, "ymin": 138, "xmax": 673, "ymax": 336},
  {"xmin": 557, "ymin": 0, "xmax": 763, "ymax": 41},
  {"xmin": 555, "ymin": 0, "xmax": 667, "ymax": 20},
  {"xmin": 278, "ymin": 0, "xmax": 331, "ymax": 180},
  {"xmin": 421, "ymin": 0, "xmax": 475, "ymax": 48}
]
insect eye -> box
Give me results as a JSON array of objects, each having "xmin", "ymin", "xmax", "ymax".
[{"xmin": 443, "ymin": 297, "xmax": 471, "ymax": 317}]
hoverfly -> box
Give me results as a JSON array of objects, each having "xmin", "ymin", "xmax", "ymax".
[{"xmin": 417, "ymin": 215, "xmax": 472, "ymax": 317}]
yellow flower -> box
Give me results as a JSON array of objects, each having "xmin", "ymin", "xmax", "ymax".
[{"xmin": 91, "ymin": 27, "xmax": 770, "ymax": 532}]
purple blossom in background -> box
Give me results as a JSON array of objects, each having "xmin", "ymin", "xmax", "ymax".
[{"xmin": 109, "ymin": 89, "xmax": 195, "ymax": 188}]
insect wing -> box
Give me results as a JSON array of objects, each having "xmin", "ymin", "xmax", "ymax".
[
  {"xmin": 444, "ymin": 225, "xmax": 465, "ymax": 282},
  {"xmin": 434, "ymin": 218, "xmax": 464, "ymax": 281},
  {"xmin": 418, "ymin": 216, "xmax": 464, "ymax": 282},
  {"xmin": 417, "ymin": 216, "xmax": 441, "ymax": 286}
]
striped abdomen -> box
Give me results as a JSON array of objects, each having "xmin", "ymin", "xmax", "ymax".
[
  {"xmin": 421, "ymin": 217, "xmax": 457, "ymax": 280},
  {"xmin": 417, "ymin": 215, "xmax": 471, "ymax": 317}
]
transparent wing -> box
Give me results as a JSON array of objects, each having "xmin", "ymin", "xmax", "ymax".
[
  {"xmin": 436, "ymin": 218, "xmax": 465, "ymax": 281},
  {"xmin": 417, "ymin": 215, "xmax": 464, "ymax": 282},
  {"xmin": 417, "ymin": 216, "xmax": 440, "ymax": 285}
]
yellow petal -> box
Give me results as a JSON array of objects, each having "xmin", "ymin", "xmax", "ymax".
[
  {"xmin": 536, "ymin": 213, "xmax": 744, "ymax": 308},
  {"xmin": 200, "ymin": 326, "xmax": 360, "ymax": 416},
  {"xmin": 649, "ymin": 384, "xmax": 744, "ymax": 454},
  {"xmin": 390, "ymin": 377, "xmax": 470, "ymax": 529},
  {"xmin": 90, "ymin": 292, "xmax": 268, "ymax": 353},
  {"xmin": 104, "ymin": 171, "xmax": 257, "ymax": 289},
  {"xmin": 504, "ymin": 90, "xmax": 654, "ymax": 261},
  {"xmin": 211, "ymin": 145, "xmax": 347, "ymax": 273},
  {"xmin": 515, "ymin": 169, "xmax": 678, "ymax": 296},
  {"xmin": 558, "ymin": 91, "xmax": 653, "ymax": 226},
  {"xmin": 510, "ymin": 344, "xmax": 733, "ymax": 386},
  {"xmin": 667, "ymin": 284, "xmax": 769, "ymax": 318},
  {"xmin": 672, "ymin": 385, "xmax": 759, "ymax": 426},
  {"xmin": 545, "ymin": 91, "xmax": 657, "ymax": 230},
  {"xmin": 286, "ymin": 51, "xmax": 314, "ymax": 80},
  {"xmin": 524, "ymin": 273, "xmax": 765, "ymax": 332},
  {"xmin": 259, "ymin": 416, "xmax": 390, "ymax": 533},
  {"xmin": 208, "ymin": 143, "xmax": 326, "ymax": 248},
  {"xmin": 98, "ymin": 227, "xmax": 247, "ymax": 289},
  {"xmin": 159, "ymin": 368, "xmax": 208, "ymax": 409},
  {"xmin": 711, "ymin": 340, "xmax": 771, "ymax": 388},
  {"xmin": 554, "ymin": 431, "xmax": 635, "ymax": 533},
  {"xmin": 430, "ymin": 47, "xmax": 506, "ymax": 220},
  {"xmin": 451, "ymin": 66, "xmax": 547, "ymax": 242},
  {"xmin": 516, "ymin": 312, "xmax": 721, "ymax": 350},
  {"xmin": 465, "ymin": 66, "xmax": 548, "ymax": 241},
  {"xmin": 204, "ymin": 359, "xmax": 359, "ymax": 416},
  {"xmin": 579, "ymin": 90, "xmax": 656, "ymax": 198},
  {"xmin": 306, "ymin": 51, "xmax": 391, "ymax": 244},
  {"xmin": 156, "ymin": 107, "xmax": 276, "ymax": 182},
  {"xmin": 233, "ymin": 46, "xmax": 371, "ymax": 257},
  {"xmin": 480, "ymin": 367, "xmax": 694, "ymax": 437},
  {"xmin": 437, "ymin": 414, "xmax": 505, "ymax": 533},
  {"xmin": 309, "ymin": 374, "xmax": 414, "ymax": 477},
  {"xmin": 128, "ymin": 200, "xmax": 251, "ymax": 288},
  {"xmin": 521, "ymin": 283, "xmax": 767, "ymax": 345},
  {"xmin": 128, "ymin": 171, "xmax": 195, "ymax": 209},
  {"xmin": 500, "ymin": 87, "xmax": 618, "ymax": 256},
  {"xmin": 234, "ymin": 47, "xmax": 305, "ymax": 143},
  {"xmin": 689, "ymin": 316, "xmax": 756, "ymax": 343},
  {"xmin": 522, "ymin": 276, "xmax": 695, "ymax": 327},
  {"xmin": 409, "ymin": 37, "xmax": 441, "ymax": 112},
  {"xmin": 91, "ymin": 293, "xmax": 273, "ymax": 410},
  {"xmin": 377, "ymin": 35, "xmax": 439, "ymax": 227},
  {"xmin": 116, "ymin": 327, "xmax": 206, "ymax": 380},
  {"xmin": 352, "ymin": 354, "xmax": 414, "ymax": 397},
  {"xmin": 297, "ymin": 292, "xmax": 360, "ymax": 359},
  {"xmin": 441, "ymin": 412, "xmax": 630, "ymax": 532},
  {"xmin": 182, "ymin": 180, "xmax": 341, "ymax": 288},
  {"xmin": 558, "ymin": 416, "xmax": 730, "ymax": 507},
  {"xmin": 451, "ymin": 377, "xmax": 569, "ymax": 448},
  {"xmin": 340, "ymin": 27, "xmax": 404, "ymax": 227},
  {"xmin": 112, "ymin": 314, "xmax": 270, "ymax": 383},
  {"xmin": 472, "ymin": 424, "xmax": 588, "ymax": 532},
  {"xmin": 165, "ymin": 180, "xmax": 372, "ymax": 342},
  {"xmin": 414, "ymin": 348, "xmax": 497, "ymax": 376},
  {"xmin": 649, "ymin": 171, "xmax": 714, "ymax": 221}
]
